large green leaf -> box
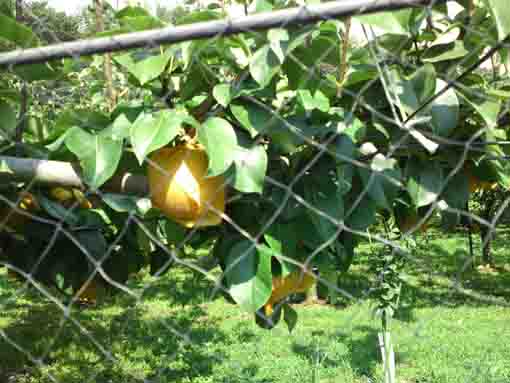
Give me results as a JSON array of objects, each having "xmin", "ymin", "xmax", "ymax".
[
  {"xmin": 264, "ymin": 224, "xmax": 299, "ymax": 277},
  {"xmin": 297, "ymin": 89, "xmax": 330, "ymax": 112},
  {"xmin": 388, "ymin": 67, "xmax": 458, "ymax": 138},
  {"xmin": 441, "ymin": 171, "xmax": 470, "ymax": 210},
  {"xmin": 249, "ymin": 44, "xmax": 281, "ymax": 87},
  {"xmin": 283, "ymin": 304, "xmax": 298, "ymax": 333},
  {"xmin": 407, "ymin": 160, "xmax": 443, "ymax": 207},
  {"xmin": 345, "ymin": 194, "xmax": 377, "ymax": 232},
  {"xmin": 114, "ymin": 50, "xmax": 172, "ymax": 85},
  {"xmin": 224, "ymin": 240, "xmax": 273, "ymax": 313},
  {"xmin": 14, "ymin": 63, "xmax": 61, "ymax": 82},
  {"xmin": 102, "ymin": 193, "xmax": 139, "ymax": 213},
  {"xmin": 38, "ymin": 196, "xmax": 80, "ymax": 226},
  {"xmin": 422, "ymin": 41, "xmax": 469, "ymax": 63},
  {"xmin": 230, "ymin": 101, "xmax": 274, "ymax": 138},
  {"xmin": 213, "ymin": 83, "xmax": 237, "ymax": 107},
  {"xmin": 104, "ymin": 113, "xmax": 132, "ymax": 140},
  {"xmin": 65, "ymin": 127, "xmax": 123, "ymax": 190},
  {"xmin": 430, "ymin": 79, "xmax": 459, "ymax": 137},
  {"xmin": 355, "ymin": 9, "xmax": 413, "ymax": 35},
  {"xmin": 460, "ymin": 91, "xmax": 501, "ymax": 129},
  {"xmin": 358, "ymin": 154, "xmax": 401, "ymax": 211},
  {"xmin": 75, "ymin": 230, "xmax": 108, "ymax": 262},
  {"xmin": 130, "ymin": 110, "xmax": 189, "ymax": 164},
  {"xmin": 232, "ymin": 144, "xmax": 268, "ymax": 194},
  {"xmin": 484, "ymin": 0, "xmax": 510, "ymax": 41},
  {"xmin": 388, "ymin": 65, "xmax": 435, "ymax": 116},
  {"xmin": 198, "ymin": 117, "xmax": 238, "ymax": 176},
  {"xmin": 0, "ymin": 13, "xmax": 38, "ymax": 47},
  {"xmin": 305, "ymin": 179, "xmax": 344, "ymax": 244}
]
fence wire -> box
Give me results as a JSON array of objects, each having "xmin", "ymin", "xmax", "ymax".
[{"xmin": 1, "ymin": 0, "xmax": 510, "ymax": 382}]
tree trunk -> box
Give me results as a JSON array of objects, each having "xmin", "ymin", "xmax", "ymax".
[
  {"xmin": 480, "ymin": 191, "xmax": 496, "ymax": 266},
  {"xmin": 480, "ymin": 225, "xmax": 493, "ymax": 266},
  {"xmin": 15, "ymin": 0, "xmax": 23, "ymax": 22},
  {"xmin": 94, "ymin": 0, "xmax": 116, "ymax": 111}
]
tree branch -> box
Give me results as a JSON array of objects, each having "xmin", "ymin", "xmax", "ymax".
[{"xmin": 0, "ymin": 156, "xmax": 149, "ymax": 196}]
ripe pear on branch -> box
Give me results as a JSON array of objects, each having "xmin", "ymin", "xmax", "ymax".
[{"xmin": 147, "ymin": 143, "xmax": 226, "ymax": 228}]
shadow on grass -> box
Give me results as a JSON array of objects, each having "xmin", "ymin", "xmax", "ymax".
[
  {"xmin": 291, "ymin": 326, "xmax": 397, "ymax": 381},
  {"xmin": 334, "ymin": 230, "xmax": 510, "ymax": 327},
  {"xmin": 0, "ymin": 267, "xmax": 230, "ymax": 383}
]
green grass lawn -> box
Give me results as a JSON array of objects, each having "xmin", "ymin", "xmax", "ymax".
[{"xmin": 1, "ymin": 230, "xmax": 510, "ymax": 383}]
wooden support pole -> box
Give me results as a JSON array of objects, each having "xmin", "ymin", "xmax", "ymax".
[{"xmin": 0, "ymin": 156, "xmax": 149, "ymax": 196}]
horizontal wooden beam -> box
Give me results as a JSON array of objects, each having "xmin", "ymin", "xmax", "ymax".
[{"xmin": 0, "ymin": 156, "xmax": 149, "ymax": 196}]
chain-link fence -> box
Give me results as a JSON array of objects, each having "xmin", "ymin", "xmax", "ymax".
[{"xmin": 1, "ymin": 0, "xmax": 510, "ymax": 382}]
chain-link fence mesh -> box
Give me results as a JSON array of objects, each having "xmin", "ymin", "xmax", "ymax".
[{"xmin": 1, "ymin": 0, "xmax": 510, "ymax": 382}]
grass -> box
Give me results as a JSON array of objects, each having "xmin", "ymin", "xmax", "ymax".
[{"xmin": 1, "ymin": 229, "xmax": 510, "ymax": 383}]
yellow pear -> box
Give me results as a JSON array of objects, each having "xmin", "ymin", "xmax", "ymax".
[{"xmin": 147, "ymin": 143, "xmax": 226, "ymax": 228}]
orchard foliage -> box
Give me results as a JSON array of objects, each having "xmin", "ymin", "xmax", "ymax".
[{"xmin": 1, "ymin": 0, "xmax": 510, "ymax": 329}]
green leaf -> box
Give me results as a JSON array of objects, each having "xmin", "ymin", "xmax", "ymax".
[
  {"xmin": 114, "ymin": 51, "xmax": 172, "ymax": 85},
  {"xmin": 484, "ymin": 0, "xmax": 510, "ymax": 41},
  {"xmin": 130, "ymin": 110, "xmax": 186, "ymax": 164},
  {"xmin": 422, "ymin": 41, "xmax": 469, "ymax": 63},
  {"xmin": 75, "ymin": 230, "xmax": 108, "ymax": 261},
  {"xmin": 213, "ymin": 83, "xmax": 237, "ymax": 107},
  {"xmin": 268, "ymin": 28, "xmax": 289, "ymax": 64},
  {"xmin": 249, "ymin": 0, "xmax": 273, "ymax": 13},
  {"xmin": 224, "ymin": 240, "xmax": 273, "ymax": 313},
  {"xmin": 14, "ymin": 63, "xmax": 61, "ymax": 82},
  {"xmin": 282, "ymin": 304, "xmax": 298, "ymax": 333},
  {"xmin": 297, "ymin": 89, "xmax": 330, "ymax": 112},
  {"xmin": 0, "ymin": 13, "xmax": 38, "ymax": 47},
  {"xmin": 346, "ymin": 194, "xmax": 377, "ymax": 231},
  {"xmin": 442, "ymin": 171, "xmax": 470, "ymax": 210},
  {"xmin": 249, "ymin": 44, "xmax": 281, "ymax": 87},
  {"xmin": 0, "ymin": 1, "xmax": 14, "ymax": 17},
  {"xmin": 388, "ymin": 67, "xmax": 457, "ymax": 138},
  {"xmin": 388, "ymin": 65, "xmax": 436, "ymax": 116},
  {"xmin": 358, "ymin": 154, "xmax": 401, "ymax": 211},
  {"xmin": 115, "ymin": 5, "xmax": 153, "ymax": 19},
  {"xmin": 38, "ymin": 196, "xmax": 80, "ymax": 226},
  {"xmin": 102, "ymin": 193, "xmax": 139, "ymax": 213},
  {"xmin": 175, "ymin": 9, "xmax": 222, "ymax": 25},
  {"xmin": 305, "ymin": 180, "xmax": 344, "ymax": 243},
  {"xmin": 180, "ymin": 62, "xmax": 215, "ymax": 101},
  {"xmin": 232, "ymin": 143, "xmax": 268, "ymax": 194},
  {"xmin": 407, "ymin": 161, "xmax": 443, "ymax": 207},
  {"xmin": 430, "ymin": 79, "xmax": 459, "ymax": 137},
  {"xmin": 198, "ymin": 117, "xmax": 238, "ymax": 176},
  {"xmin": 334, "ymin": 112, "xmax": 366, "ymax": 143},
  {"xmin": 165, "ymin": 219, "xmax": 187, "ymax": 245},
  {"xmin": 65, "ymin": 128, "xmax": 123, "ymax": 190},
  {"xmin": 264, "ymin": 225, "xmax": 298, "ymax": 276},
  {"xmin": 230, "ymin": 101, "xmax": 274, "ymax": 138},
  {"xmin": 0, "ymin": 100, "xmax": 16, "ymax": 141},
  {"xmin": 355, "ymin": 9, "xmax": 412, "ymax": 35},
  {"xmin": 460, "ymin": 91, "xmax": 501, "ymax": 129},
  {"xmin": 104, "ymin": 113, "xmax": 132, "ymax": 140}
]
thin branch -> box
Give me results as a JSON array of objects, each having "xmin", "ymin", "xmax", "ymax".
[
  {"xmin": 337, "ymin": 16, "xmax": 351, "ymax": 98},
  {"xmin": 15, "ymin": 0, "xmax": 28, "ymax": 154},
  {"xmin": 94, "ymin": 0, "xmax": 116, "ymax": 111}
]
